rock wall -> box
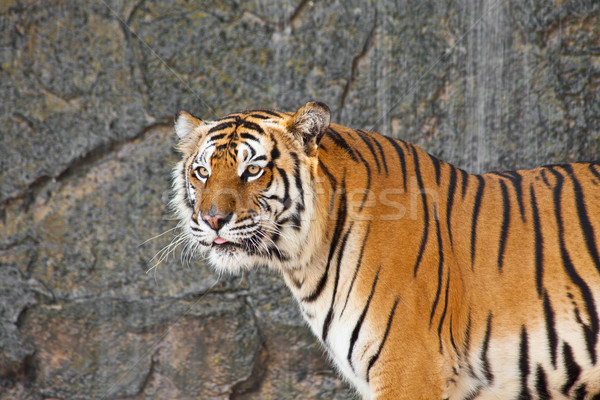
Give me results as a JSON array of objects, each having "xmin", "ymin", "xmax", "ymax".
[{"xmin": 1, "ymin": 1, "xmax": 598, "ymax": 398}]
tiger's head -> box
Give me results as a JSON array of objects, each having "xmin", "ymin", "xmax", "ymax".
[{"xmin": 171, "ymin": 102, "xmax": 331, "ymax": 273}]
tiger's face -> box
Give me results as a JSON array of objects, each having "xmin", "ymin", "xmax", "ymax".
[{"xmin": 171, "ymin": 102, "xmax": 331, "ymax": 273}]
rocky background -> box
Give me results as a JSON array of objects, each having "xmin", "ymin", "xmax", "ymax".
[{"xmin": 0, "ymin": 0, "xmax": 599, "ymax": 399}]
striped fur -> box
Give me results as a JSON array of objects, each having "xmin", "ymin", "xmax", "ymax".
[{"xmin": 171, "ymin": 102, "xmax": 600, "ymax": 399}]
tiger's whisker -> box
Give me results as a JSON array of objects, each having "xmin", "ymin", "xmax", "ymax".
[{"xmin": 139, "ymin": 226, "xmax": 179, "ymax": 247}]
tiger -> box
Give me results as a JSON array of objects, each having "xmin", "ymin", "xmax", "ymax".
[{"xmin": 171, "ymin": 101, "xmax": 600, "ymax": 399}]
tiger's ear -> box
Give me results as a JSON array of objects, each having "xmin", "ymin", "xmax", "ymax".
[
  {"xmin": 174, "ymin": 110, "xmax": 203, "ymax": 140},
  {"xmin": 286, "ymin": 102, "xmax": 331, "ymax": 156}
]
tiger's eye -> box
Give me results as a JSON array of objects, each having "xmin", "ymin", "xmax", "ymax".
[
  {"xmin": 195, "ymin": 166, "xmax": 209, "ymax": 179},
  {"xmin": 247, "ymin": 165, "xmax": 261, "ymax": 175}
]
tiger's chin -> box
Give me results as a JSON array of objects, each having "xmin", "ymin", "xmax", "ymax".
[{"xmin": 206, "ymin": 244, "xmax": 264, "ymax": 275}]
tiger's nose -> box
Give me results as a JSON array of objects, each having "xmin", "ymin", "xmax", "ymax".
[{"xmin": 202, "ymin": 212, "xmax": 232, "ymax": 231}]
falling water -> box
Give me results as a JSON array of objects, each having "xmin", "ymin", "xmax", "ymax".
[
  {"xmin": 375, "ymin": 2, "xmax": 392, "ymax": 137},
  {"xmin": 465, "ymin": 0, "xmax": 507, "ymax": 174}
]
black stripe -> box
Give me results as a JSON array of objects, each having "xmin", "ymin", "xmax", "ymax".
[
  {"xmin": 535, "ymin": 364, "xmax": 551, "ymax": 400},
  {"xmin": 290, "ymin": 152, "xmax": 305, "ymax": 211},
  {"xmin": 543, "ymin": 291, "xmax": 558, "ymax": 368},
  {"xmin": 276, "ymin": 167, "xmax": 291, "ymax": 211},
  {"xmin": 240, "ymin": 132, "xmax": 260, "ymax": 142},
  {"xmin": 207, "ymin": 133, "xmax": 228, "ymax": 143},
  {"xmin": 366, "ymin": 297, "xmax": 399, "ymax": 382},
  {"xmin": 540, "ymin": 169, "xmax": 552, "ymax": 188},
  {"xmin": 248, "ymin": 113, "xmax": 270, "ymax": 119},
  {"xmin": 352, "ymin": 146, "xmax": 372, "ymax": 211},
  {"xmin": 590, "ymin": 163, "xmax": 600, "ymax": 182},
  {"xmin": 214, "ymin": 143, "xmax": 235, "ymax": 153},
  {"xmin": 369, "ymin": 133, "xmax": 389, "ymax": 175},
  {"xmin": 267, "ymin": 244, "xmax": 288, "ymax": 261},
  {"xmin": 497, "ymin": 171, "xmax": 525, "ymax": 222},
  {"xmin": 470, "ymin": 175, "xmax": 485, "ymax": 270},
  {"xmin": 449, "ymin": 314, "xmax": 458, "ymax": 353},
  {"xmin": 347, "ymin": 265, "xmax": 381, "ymax": 370},
  {"xmin": 446, "ymin": 166, "xmax": 458, "ymax": 249},
  {"xmin": 246, "ymin": 142, "xmax": 257, "ymax": 159},
  {"xmin": 243, "ymin": 109, "xmax": 282, "ymax": 118},
  {"xmin": 276, "ymin": 215, "xmax": 301, "ymax": 232},
  {"xmin": 561, "ymin": 342, "xmax": 581, "ymax": 395},
  {"xmin": 497, "ymin": 179, "xmax": 511, "ymax": 272},
  {"xmin": 563, "ymin": 165, "xmax": 600, "ymax": 274},
  {"xmin": 262, "ymin": 193, "xmax": 286, "ymax": 204},
  {"xmin": 492, "ymin": 171, "xmax": 511, "ymax": 179},
  {"xmin": 289, "ymin": 275, "xmax": 303, "ymax": 288},
  {"xmin": 340, "ymin": 223, "xmax": 372, "ymax": 317},
  {"xmin": 464, "ymin": 387, "xmax": 482, "ymax": 400},
  {"xmin": 460, "ymin": 168, "xmax": 469, "ymax": 199},
  {"xmin": 322, "ymin": 222, "xmax": 354, "ymax": 342},
  {"xmin": 430, "ymin": 154, "xmax": 442, "ymax": 186},
  {"xmin": 209, "ymin": 133, "xmax": 228, "ymax": 147},
  {"xmin": 319, "ymin": 161, "xmax": 337, "ymax": 190},
  {"xmin": 240, "ymin": 120, "xmax": 264, "ymax": 134},
  {"xmin": 549, "ymin": 167, "xmax": 598, "ymax": 364},
  {"xmin": 464, "ymin": 310, "xmax": 472, "ymax": 356},
  {"xmin": 437, "ymin": 269, "xmax": 451, "ymax": 353},
  {"xmin": 302, "ymin": 265, "xmax": 330, "ymax": 303},
  {"xmin": 481, "ymin": 312, "xmax": 494, "ymax": 383},
  {"xmin": 218, "ymin": 114, "xmax": 242, "ymax": 121},
  {"xmin": 380, "ymin": 135, "xmax": 407, "ymax": 189},
  {"xmin": 257, "ymin": 196, "xmax": 271, "ymax": 213},
  {"xmin": 269, "ymin": 141, "xmax": 280, "ymax": 165},
  {"xmin": 518, "ymin": 326, "xmax": 532, "ymax": 400},
  {"xmin": 326, "ymin": 128, "xmax": 359, "ymax": 162},
  {"xmin": 574, "ymin": 385, "xmax": 587, "ymax": 400},
  {"xmin": 413, "ymin": 149, "xmax": 431, "ymax": 277},
  {"xmin": 182, "ymin": 164, "xmax": 194, "ymax": 209},
  {"xmin": 266, "ymin": 195, "xmax": 289, "ymax": 212},
  {"xmin": 303, "ymin": 176, "xmax": 347, "ymax": 303},
  {"xmin": 289, "ymin": 213, "xmax": 303, "ymax": 231},
  {"xmin": 429, "ymin": 207, "xmax": 445, "ymax": 327},
  {"xmin": 464, "ymin": 310, "xmax": 478, "ymax": 379},
  {"xmin": 261, "ymin": 109, "xmax": 283, "ymax": 117},
  {"xmin": 356, "ymin": 129, "xmax": 381, "ymax": 174},
  {"xmin": 511, "ymin": 171, "xmax": 526, "ymax": 222},
  {"xmin": 530, "ymin": 184, "xmax": 544, "ymax": 297},
  {"xmin": 228, "ymin": 219, "xmax": 253, "ymax": 229},
  {"xmin": 208, "ymin": 121, "xmax": 236, "ymax": 134}
]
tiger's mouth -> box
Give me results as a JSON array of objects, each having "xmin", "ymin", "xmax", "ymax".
[
  {"xmin": 209, "ymin": 235, "xmax": 263, "ymax": 256},
  {"xmin": 196, "ymin": 215, "xmax": 283, "ymax": 260}
]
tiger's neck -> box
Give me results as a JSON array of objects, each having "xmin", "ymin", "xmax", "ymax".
[
  {"xmin": 279, "ymin": 127, "xmax": 364, "ymax": 323},
  {"xmin": 279, "ymin": 125, "xmax": 471, "ymax": 396},
  {"xmin": 281, "ymin": 123, "xmax": 465, "ymax": 309}
]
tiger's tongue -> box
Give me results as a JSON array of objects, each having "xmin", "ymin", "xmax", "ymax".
[{"xmin": 214, "ymin": 237, "xmax": 228, "ymax": 245}]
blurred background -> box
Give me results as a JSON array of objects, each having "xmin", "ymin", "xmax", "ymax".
[{"xmin": 1, "ymin": 0, "xmax": 599, "ymax": 399}]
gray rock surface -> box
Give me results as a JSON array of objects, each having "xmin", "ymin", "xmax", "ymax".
[{"xmin": 1, "ymin": 0, "xmax": 598, "ymax": 398}]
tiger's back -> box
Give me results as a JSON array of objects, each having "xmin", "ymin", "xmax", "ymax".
[{"xmin": 172, "ymin": 101, "xmax": 600, "ymax": 399}]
